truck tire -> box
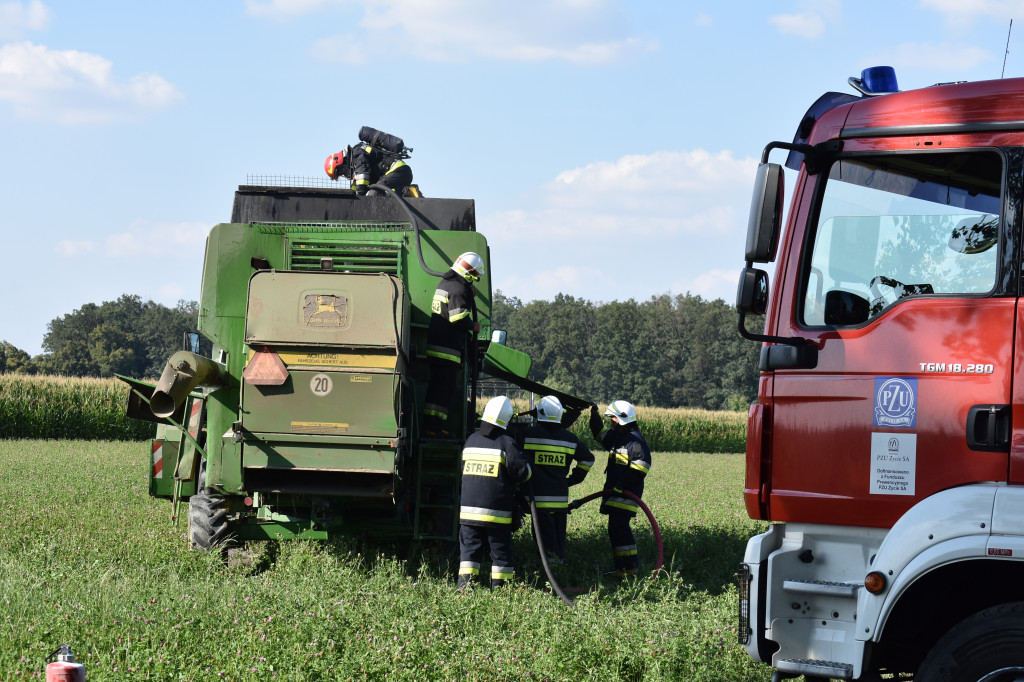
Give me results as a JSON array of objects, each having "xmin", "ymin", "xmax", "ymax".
[
  {"xmin": 916, "ymin": 601, "xmax": 1024, "ymax": 682},
  {"xmin": 188, "ymin": 490, "xmax": 233, "ymax": 550}
]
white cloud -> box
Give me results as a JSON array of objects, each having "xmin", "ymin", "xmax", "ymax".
[
  {"xmin": 0, "ymin": 41, "xmax": 183, "ymax": 124},
  {"xmin": 769, "ymin": 0, "xmax": 841, "ymax": 39},
  {"xmin": 158, "ymin": 283, "xmax": 187, "ymax": 300},
  {"xmin": 103, "ymin": 221, "xmax": 209, "ymax": 259},
  {"xmin": 256, "ymin": 0, "xmax": 657, "ymax": 64},
  {"xmin": 671, "ymin": 268, "xmax": 739, "ymax": 301},
  {"xmin": 865, "ymin": 42, "xmax": 994, "ymax": 72},
  {"xmin": 54, "ymin": 239, "xmax": 95, "ymax": 257},
  {"xmin": 308, "ymin": 34, "xmax": 369, "ymax": 64},
  {"xmin": 769, "ymin": 12, "xmax": 825, "ymax": 39},
  {"xmin": 0, "ymin": 0, "xmax": 52, "ymax": 40},
  {"xmin": 515, "ymin": 149, "xmax": 756, "ymax": 238},
  {"xmin": 921, "ymin": 0, "xmax": 1024, "ymax": 24},
  {"xmin": 245, "ymin": 0, "xmax": 344, "ymax": 18},
  {"xmin": 481, "ymin": 149, "xmax": 758, "ymax": 303},
  {"xmin": 51, "ymin": 221, "xmax": 209, "ymax": 309},
  {"xmin": 695, "ymin": 13, "xmax": 712, "ymax": 27},
  {"xmin": 498, "ymin": 264, "xmax": 611, "ymax": 302},
  {"xmin": 56, "ymin": 220, "xmax": 209, "ymax": 260}
]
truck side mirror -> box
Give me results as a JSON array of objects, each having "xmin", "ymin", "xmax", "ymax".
[
  {"xmin": 736, "ymin": 268, "xmax": 769, "ymax": 315},
  {"xmin": 745, "ymin": 163, "xmax": 784, "ymax": 263}
]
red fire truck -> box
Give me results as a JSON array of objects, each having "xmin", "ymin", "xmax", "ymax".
[{"xmin": 736, "ymin": 66, "xmax": 1024, "ymax": 681}]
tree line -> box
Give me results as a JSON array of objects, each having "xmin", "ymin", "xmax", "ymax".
[
  {"xmin": 491, "ymin": 291, "xmax": 761, "ymax": 411},
  {"xmin": 1, "ymin": 295, "xmax": 199, "ymax": 379},
  {"xmin": 3, "ymin": 290, "xmax": 763, "ymax": 411}
]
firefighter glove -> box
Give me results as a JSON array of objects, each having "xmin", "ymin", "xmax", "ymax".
[{"xmin": 589, "ymin": 404, "xmax": 603, "ymax": 438}]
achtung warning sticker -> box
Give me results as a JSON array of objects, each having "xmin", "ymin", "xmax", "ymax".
[
  {"xmin": 273, "ymin": 350, "xmax": 396, "ymax": 370},
  {"xmin": 870, "ymin": 432, "xmax": 916, "ymax": 495},
  {"xmin": 291, "ymin": 421, "xmax": 349, "ymax": 435}
]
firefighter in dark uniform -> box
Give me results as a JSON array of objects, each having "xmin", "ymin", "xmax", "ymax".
[
  {"xmin": 458, "ymin": 396, "xmax": 533, "ymax": 589},
  {"xmin": 422, "ymin": 252, "xmax": 483, "ymax": 436},
  {"xmin": 519, "ymin": 395, "xmax": 594, "ymax": 563},
  {"xmin": 589, "ymin": 399, "xmax": 652, "ymax": 576},
  {"xmin": 323, "ymin": 144, "xmax": 413, "ymax": 195}
]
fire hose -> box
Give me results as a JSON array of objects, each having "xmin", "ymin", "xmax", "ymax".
[
  {"xmin": 368, "ymin": 182, "xmax": 446, "ymax": 277},
  {"xmin": 531, "ymin": 488, "xmax": 664, "ymax": 607},
  {"xmin": 359, "ymin": 197, "xmax": 666, "ymax": 601}
]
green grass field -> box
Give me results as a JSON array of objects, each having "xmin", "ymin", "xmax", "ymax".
[{"xmin": 0, "ymin": 440, "xmax": 772, "ymax": 681}]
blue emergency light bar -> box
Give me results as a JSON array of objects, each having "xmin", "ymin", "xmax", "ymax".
[{"xmin": 849, "ymin": 66, "xmax": 899, "ymax": 96}]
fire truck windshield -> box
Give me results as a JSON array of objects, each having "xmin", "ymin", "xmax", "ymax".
[{"xmin": 801, "ymin": 151, "xmax": 1002, "ymax": 326}]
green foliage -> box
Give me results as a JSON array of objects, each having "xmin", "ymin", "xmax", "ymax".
[
  {"xmin": 0, "ymin": 440, "xmax": 771, "ymax": 681},
  {"xmin": 0, "ymin": 340, "xmax": 38, "ymax": 375},
  {"xmin": 0, "ymin": 375, "xmax": 153, "ymax": 440},
  {"xmin": 492, "ymin": 291, "xmax": 762, "ymax": 411},
  {"xmin": 40, "ymin": 295, "xmax": 198, "ymax": 379}
]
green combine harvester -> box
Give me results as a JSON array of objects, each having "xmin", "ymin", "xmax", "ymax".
[{"xmin": 120, "ymin": 181, "xmax": 591, "ymax": 548}]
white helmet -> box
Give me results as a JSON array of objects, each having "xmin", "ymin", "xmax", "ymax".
[
  {"xmin": 537, "ymin": 395, "xmax": 563, "ymax": 424},
  {"xmin": 482, "ymin": 395, "xmax": 514, "ymax": 429},
  {"xmin": 604, "ymin": 400, "xmax": 636, "ymax": 426},
  {"xmin": 451, "ymin": 252, "xmax": 484, "ymax": 282}
]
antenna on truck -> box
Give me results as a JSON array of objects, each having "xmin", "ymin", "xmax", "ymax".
[{"xmin": 1003, "ymin": 19, "xmax": 1013, "ymax": 78}]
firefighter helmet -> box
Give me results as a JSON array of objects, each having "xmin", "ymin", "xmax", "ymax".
[
  {"xmin": 451, "ymin": 252, "xmax": 484, "ymax": 282},
  {"xmin": 482, "ymin": 396, "xmax": 514, "ymax": 429},
  {"xmin": 537, "ymin": 395, "xmax": 563, "ymax": 424},
  {"xmin": 604, "ymin": 400, "xmax": 636, "ymax": 426},
  {"xmin": 324, "ymin": 147, "xmax": 350, "ymax": 180}
]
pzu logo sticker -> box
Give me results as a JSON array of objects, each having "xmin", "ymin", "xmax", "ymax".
[{"xmin": 874, "ymin": 377, "xmax": 918, "ymax": 428}]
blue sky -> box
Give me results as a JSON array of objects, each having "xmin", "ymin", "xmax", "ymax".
[{"xmin": 2, "ymin": 0, "xmax": 1022, "ymax": 356}]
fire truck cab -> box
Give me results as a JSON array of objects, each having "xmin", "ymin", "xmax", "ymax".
[{"xmin": 736, "ymin": 67, "xmax": 1024, "ymax": 681}]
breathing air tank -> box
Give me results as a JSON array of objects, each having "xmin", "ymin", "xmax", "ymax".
[{"xmin": 358, "ymin": 126, "xmax": 410, "ymax": 156}]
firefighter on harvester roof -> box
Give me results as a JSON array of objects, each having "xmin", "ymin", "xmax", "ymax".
[
  {"xmin": 457, "ymin": 396, "xmax": 532, "ymax": 590},
  {"xmin": 519, "ymin": 395, "xmax": 594, "ymax": 564},
  {"xmin": 589, "ymin": 400, "xmax": 652, "ymax": 577},
  {"xmin": 422, "ymin": 252, "xmax": 483, "ymax": 437},
  {"xmin": 323, "ymin": 139, "xmax": 413, "ymax": 196}
]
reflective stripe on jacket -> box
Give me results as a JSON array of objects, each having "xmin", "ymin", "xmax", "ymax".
[
  {"xmin": 459, "ymin": 431, "xmax": 531, "ymax": 528},
  {"xmin": 599, "ymin": 427, "xmax": 651, "ymax": 517},
  {"xmin": 351, "ymin": 145, "xmax": 408, "ymax": 186},
  {"xmin": 427, "ymin": 272, "xmax": 476, "ymax": 363},
  {"xmin": 519, "ymin": 422, "xmax": 594, "ymax": 509}
]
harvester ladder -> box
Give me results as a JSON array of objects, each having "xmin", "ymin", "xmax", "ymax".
[{"xmin": 412, "ymin": 438, "xmax": 462, "ymax": 540}]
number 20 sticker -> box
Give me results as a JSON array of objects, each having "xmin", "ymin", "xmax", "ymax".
[{"xmin": 310, "ymin": 373, "xmax": 333, "ymax": 397}]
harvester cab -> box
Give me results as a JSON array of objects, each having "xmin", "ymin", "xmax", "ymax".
[{"xmin": 120, "ymin": 179, "xmax": 590, "ymax": 550}]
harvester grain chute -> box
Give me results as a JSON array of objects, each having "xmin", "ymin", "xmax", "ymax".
[{"xmin": 150, "ymin": 351, "xmax": 228, "ymax": 419}]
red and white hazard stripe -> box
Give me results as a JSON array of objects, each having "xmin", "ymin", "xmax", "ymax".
[
  {"xmin": 187, "ymin": 400, "xmax": 202, "ymax": 440},
  {"xmin": 152, "ymin": 441, "xmax": 164, "ymax": 479}
]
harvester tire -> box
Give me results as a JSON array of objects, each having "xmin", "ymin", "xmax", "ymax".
[{"xmin": 188, "ymin": 491, "xmax": 233, "ymax": 551}]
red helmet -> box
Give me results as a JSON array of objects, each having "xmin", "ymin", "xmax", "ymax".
[{"xmin": 324, "ymin": 148, "xmax": 349, "ymax": 180}]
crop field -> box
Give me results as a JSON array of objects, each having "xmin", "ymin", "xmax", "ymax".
[
  {"xmin": 0, "ymin": 375, "xmax": 748, "ymax": 454},
  {"xmin": 0, "ymin": 440, "xmax": 772, "ymax": 681},
  {"xmin": 0, "ymin": 375, "xmax": 152, "ymax": 440}
]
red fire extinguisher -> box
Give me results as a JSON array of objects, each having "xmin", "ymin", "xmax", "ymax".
[{"xmin": 45, "ymin": 643, "xmax": 85, "ymax": 682}]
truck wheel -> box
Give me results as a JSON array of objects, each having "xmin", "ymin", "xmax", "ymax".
[
  {"xmin": 916, "ymin": 601, "xmax": 1024, "ymax": 682},
  {"xmin": 188, "ymin": 490, "xmax": 233, "ymax": 550}
]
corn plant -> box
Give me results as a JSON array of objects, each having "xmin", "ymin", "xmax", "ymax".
[{"xmin": 0, "ymin": 374, "xmax": 153, "ymax": 440}]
